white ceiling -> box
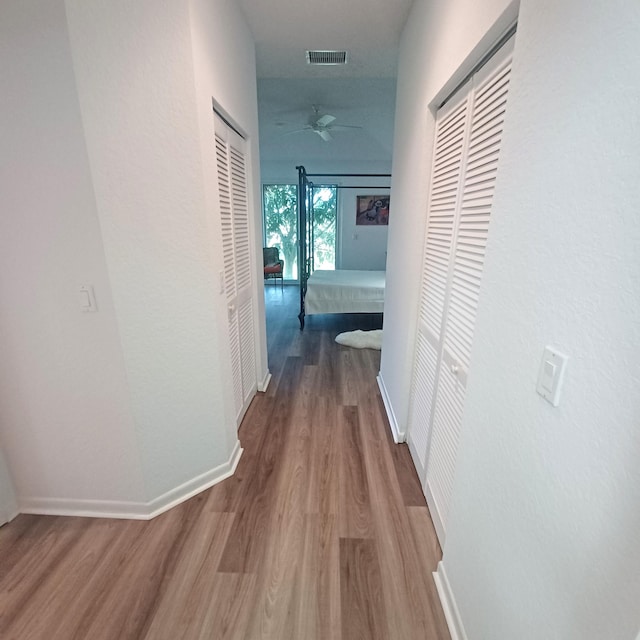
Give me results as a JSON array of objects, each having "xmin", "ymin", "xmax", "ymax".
[
  {"xmin": 257, "ymin": 76, "xmax": 398, "ymax": 172},
  {"xmin": 238, "ymin": 0, "xmax": 414, "ymax": 78},
  {"xmin": 238, "ymin": 0, "xmax": 414, "ymax": 172}
]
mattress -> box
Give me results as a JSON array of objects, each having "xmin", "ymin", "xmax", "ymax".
[{"xmin": 304, "ymin": 269, "xmax": 386, "ymax": 315}]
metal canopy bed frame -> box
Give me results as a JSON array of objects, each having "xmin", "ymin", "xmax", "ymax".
[{"xmin": 296, "ymin": 165, "xmax": 391, "ymax": 329}]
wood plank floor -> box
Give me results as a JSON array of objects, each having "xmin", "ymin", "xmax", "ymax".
[{"xmin": 0, "ymin": 284, "xmax": 449, "ymax": 639}]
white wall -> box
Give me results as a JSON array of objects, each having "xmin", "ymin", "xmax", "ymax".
[
  {"xmin": 0, "ymin": 0, "xmax": 145, "ymax": 506},
  {"xmin": 387, "ymin": 0, "xmax": 640, "ymax": 637},
  {"xmin": 0, "ymin": 0, "xmax": 262, "ymax": 514},
  {"xmin": 337, "ymin": 184, "xmax": 389, "ymax": 271},
  {"xmin": 0, "ymin": 448, "xmax": 17, "ymax": 525},
  {"xmin": 64, "ymin": 0, "xmax": 254, "ymax": 499}
]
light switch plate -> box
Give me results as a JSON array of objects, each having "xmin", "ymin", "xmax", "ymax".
[
  {"xmin": 79, "ymin": 284, "xmax": 97, "ymax": 312},
  {"xmin": 536, "ymin": 346, "xmax": 568, "ymax": 406}
]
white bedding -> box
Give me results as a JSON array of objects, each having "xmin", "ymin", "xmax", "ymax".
[{"xmin": 304, "ymin": 269, "xmax": 386, "ymax": 315}]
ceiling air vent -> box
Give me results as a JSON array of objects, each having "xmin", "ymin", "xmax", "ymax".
[{"xmin": 306, "ymin": 50, "xmax": 348, "ymax": 65}]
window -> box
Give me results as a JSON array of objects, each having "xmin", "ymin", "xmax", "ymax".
[
  {"xmin": 263, "ymin": 184, "xmax": 338, "ymax": 279},
  {"xmin": 263, "ymin": 184, "xmax": 298, "ymax": 280},
  {"xmin": 309, "ymin": 185, "xmax": 337, "ymax": 271}
]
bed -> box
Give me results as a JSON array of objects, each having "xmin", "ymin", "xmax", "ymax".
[
  {"xmin": 296, "ymin": 166, "xmax": 391, "ymax": 330},
  {"xmin": 304, "ymin": 269, "xmax": 386, "ymax": 315}
]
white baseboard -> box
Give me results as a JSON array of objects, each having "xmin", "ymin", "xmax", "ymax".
[
  {"xmin": 146, "ymin": 439, "xmax": 242, "ymax": 518},
  {"xmin": 19, "ymin": 496, "xmax": 155, "ymax": 520},
  {"xmin": 0, "ymin": 506, "xmax": 19, "ymax": 527},
  {"xmin": 376, "ymin": 373, "xmax": 405, "ymax": 443},
  {"xmin": 407, "ymin": 435, "xmax": 427, "ymax": 486},
  {"xmin": 258, "ymin": 370, "xmax": 272, "ymax": 393},
  {"xmin": 425, "ymin": 482, "xmax": 446, "ymax": 547},
  {"xmin": 433, "ymin": 561, "xmax": 468, "ymax": 640},
  {"xmin": 18, "ymin": 440, "xmax": 243, "ymax": 521}
]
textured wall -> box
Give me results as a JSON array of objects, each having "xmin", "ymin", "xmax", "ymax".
[
  {"xmin": 338, "ymin": 187, "xmax": 389, "ymax": 272},
  {"xmin": 0, "ymin": 0, "xmax": 145, "ymax": 504},
  {"xmin": 64, "ymin": 0, "xmax": 243, "ymax": 499},
  {"xmin": 0, "ymin": 0, "xmax": 262, "ymax": 511},
  {"xmin": 443, "ymin": 0, "xmax": 640, "ymax": 637},
  {"xmin": 0, "ymin": 448, "xmax": 17, "ymax": 524}
]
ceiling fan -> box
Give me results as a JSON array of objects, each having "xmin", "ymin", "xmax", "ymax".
[{"xmin": 283, "ymin": 106, "xmax": 362, "ymax": 142}]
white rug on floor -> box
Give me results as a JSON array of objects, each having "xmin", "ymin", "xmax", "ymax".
[{"xmin": 335, "ymin": 329, "xmax": 383, "ymax": 350}]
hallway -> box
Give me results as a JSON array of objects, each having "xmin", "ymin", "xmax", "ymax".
[{"xmin": 0, "ymin": 286, "xmax": 448, "ymax": 639}]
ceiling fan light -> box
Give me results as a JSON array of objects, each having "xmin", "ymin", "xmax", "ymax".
[{"xmin": 306, "ymin": 50, "xmax": 348, "ymax": 65}]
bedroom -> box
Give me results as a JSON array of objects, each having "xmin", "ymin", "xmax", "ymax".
[
  {"xmin": 258, "ymin": 77, "xmax": 394, "ymax": 332},
  {"xmin": 257, "ymin": 54, "xmax": 399, "ymax": 352}
]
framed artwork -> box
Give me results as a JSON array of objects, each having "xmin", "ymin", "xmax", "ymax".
[{"xmin": 356, "ymin": 195, "xmax": 390, "ymax": 226}]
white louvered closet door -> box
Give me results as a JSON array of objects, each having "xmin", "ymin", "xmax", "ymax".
[
  {"xmin": 407, "ymin": 37, "xmax": 514, "ymax": 545},
  {"xmin": 406, "ymin": 85, "xmax": 471, "ymax": 482},
  {"xmin": 214, "ymin": 113, "xmax": 257, "ymax": 425}
]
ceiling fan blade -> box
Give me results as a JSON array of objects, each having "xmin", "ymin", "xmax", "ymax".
[
  {"xmin": 316, "ymin": 129, "xmax": 333, "ymax": 142},
  {"xmin": 282, "ymin": 126, "xmax": 312, "ymax": 136},
  {"xmin": 316, "ymin": 114, "xmax": 336, "ymax": 127},
  {"xmin": 330, "ymin": 124, "xmax": 363, "ymax": 130}
]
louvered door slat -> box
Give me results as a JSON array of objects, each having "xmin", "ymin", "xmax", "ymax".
[
  {"xmin": 457, "ymin": 231, "xmax": 490, "ymax": 246},
  {"xmin": 473, "ymin": 65, "xmax": 511, "ymax": 108},
  {"xmin": 216, "ymin": 134, "xmax": 237, "ymax": 301},
  {"xmin": 466, "ymin": 145, "xmax": 502, "ymax": 172},
  {"xmin": 467, "ymin": 130, "xmax": 504, "ymax": 161},
  {"xmin": 436, "ymin": 114, "xmax": 467, "ymax": 141},
  {"xmin": 230, "ymin": 145, "xmax": 252, "ymax": 294},
  {"xmin": 239, "ymin": 298, "xmax": 256, "ymax": 401},
  {"xmin": 425, "ymin": 366, "xmax": 465, "ymax": 526},
  {"xmin": 228, "ymin": 309, "xmax": 243, "ymax": 416},
  {"xmin": 464, "ymin": 164, "xmax": 499, "ymax": 185},
  {"xmin": 432, "ymin": 182, "xmax": 461, "ymax": 199},
  {"xmin": 418, "ymin": 96, "xmax": 469, "ymax": 340},
  {"xmin": 471, "ymin": 88, "xmax": 509, "ymax": 128},
  {"xmin": 408, "ymin": 332, "xmax": 440, "ymax": 472},
  {"xmin": 442, "ymin": 55, "xmax": 511, "ymax": 374},
  {"xmin": 433, "ymin": 145, "xmax": 467, "ymax": 175}
]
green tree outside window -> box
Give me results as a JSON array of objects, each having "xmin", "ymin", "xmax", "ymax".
[{"xmin": 263, "ymin": 184, "xmax": 337, "ymax": 280}]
